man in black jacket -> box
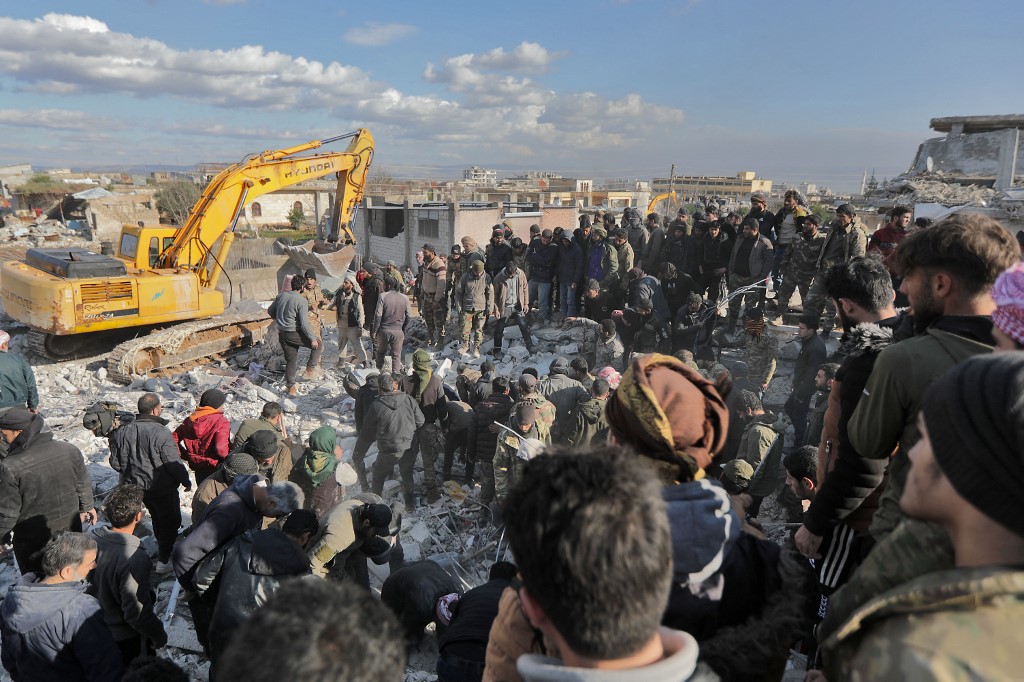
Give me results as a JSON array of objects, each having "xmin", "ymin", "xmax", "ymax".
[
  {"xmin": 194, "ymin": 509, "xmax": 318, "ymax": 675},
  {"xmin": 437, "ymin": 561, "xmax": 517, "ymax": 682},
  {"xmin": 786, "ymin": 316, "xmax": 828, "ymax": 447},
  {"xmin": 527, "ymin": 229, "xmax": 559, "ymax": 323},
  {"xmin": 109, "ymin": 393, "xmax": 190, "ymax": 571},
  {"xmin": 381, "ymin": 560, "xmax": 463, "ymax": 645},
  {"xmin": 87, "ymin": 484, "xmax": 167, "ymax": 666},
  {"xmin": 471, "ymin": 377, "xmax": 514, "ymax": 513},
  {"xmin": 0, "ymin": 408, "xmax": 96, "ymax": 575}
]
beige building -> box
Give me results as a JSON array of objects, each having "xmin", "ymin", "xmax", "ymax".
[{"xmin": 652, "ymin": 171, "xmax": 772, "ymax": 201}]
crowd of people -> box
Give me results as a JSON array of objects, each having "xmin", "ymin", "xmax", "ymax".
[{"xmin": 1, "ymin": 197, "xmax": 1023, "ymax": 681}]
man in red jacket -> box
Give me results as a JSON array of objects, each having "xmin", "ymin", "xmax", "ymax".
[{"xmin": 174, "ymin": 389, "xmax": 230, "ymax": 484}]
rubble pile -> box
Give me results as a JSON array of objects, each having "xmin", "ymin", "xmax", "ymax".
[
  {"xmin": 0, "ymin": 218, "xmax": 93, "ymax": 248},
  {"xmin": 0, "ymin": 306, "xmax": 817, "ymax": 681},
  {"xmin": 869, "ymin": 172, "xmax": 999, "ymax": 206}
]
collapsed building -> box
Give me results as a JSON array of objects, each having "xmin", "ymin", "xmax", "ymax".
[{"xmin": 866, "ymin": 114, "xmax": 1024, "ymax": 233}]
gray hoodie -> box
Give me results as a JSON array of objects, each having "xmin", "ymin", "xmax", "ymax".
[{"xmin": 267, "ymin": 290, "xmax": 315, "ymax": 338}]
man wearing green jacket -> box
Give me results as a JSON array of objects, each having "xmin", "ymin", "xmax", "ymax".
[{"xmin": 0, "ymin": 330, "xmax": 38, "ymax": 458}]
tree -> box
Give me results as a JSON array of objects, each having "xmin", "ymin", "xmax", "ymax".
[
  {"xmin": 155, "ymin": 180, "xmax": 200, "ymax": 226},
  {"xmin": 287, "ymin": 206, "xmax": 305, "ymax": 228},
  {"xmin": 810, "ymin": 203, "xmax": 831, "ymax": 225}
]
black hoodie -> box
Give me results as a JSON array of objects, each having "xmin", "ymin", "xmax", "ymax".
[{"xmin": 194, "ymin": 528, "xmax": 311, "ymax": 665}]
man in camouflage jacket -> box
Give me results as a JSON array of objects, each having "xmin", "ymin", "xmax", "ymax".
[{"xmin": 772, "ymin": 215, "xmax": 826, "ymax": 320}]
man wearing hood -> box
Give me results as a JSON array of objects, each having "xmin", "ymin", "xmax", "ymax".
[
  {"xmin": 623, "ymin": 206, "xmax": 649, "ymax": 261},
  {"xmin": 0, "ymin": 408, "xmax": 95, "ymax": 575},
  {"xmin": 404, "ymin": 350, "xmax": 447, "ymax": 505},
  {"xmin": 0, "ymin": 532, "xmax": 122, "ymax": 681},
  {"xmin": 358, "ymin": 374, "xmax": 425, "ymax": 509},
  {"xmin": 195, "ymin": 509, "xmax": 319, "ymax": 675},
  {"xmin": 109, "ymin": 393, "xmax": 190, "ymax": 573},
  {"xmin": 331, "ymin": 272, "xmax": 369, "ymax": 368},
  {"xmin": 537, "ymin": 357, "xmax": 589, "ymax": 443},
  {"xmin": 568, "ymin": 378, "xmax": 610, "ymax": 448},
  {"xmin": 174, "ymin": 388, "xmax": 231, "ymax": 484},
  {"xmin": 626, "ymin": 267, "xmax": 671, "ymax": 322},
  {"xmin": 585, "ymin": 227, "xmax": 620, "ymax": 295}
]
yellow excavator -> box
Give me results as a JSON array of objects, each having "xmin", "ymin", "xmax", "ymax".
[
  {"xmin": 647, "ymin": 190, "xmax": 678, "ymax": 216},
  {"xmin": 0, "ymin": 129, "xmax": 374, "ymax": 382}
]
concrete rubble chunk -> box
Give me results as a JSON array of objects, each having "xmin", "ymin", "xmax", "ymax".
[
  {"xmin": 281, "ymin": 398, "xmax": 298, "ymax": 413},
  {"xmin": 406, "ymin": 521, "xmax": 432, "ymax": 545}
]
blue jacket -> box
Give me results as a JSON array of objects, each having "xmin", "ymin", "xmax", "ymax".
[
  {"xmin": 1, "ymin": 575, "xmax": 123, "ymax": 681},
  {"xmin": 555, "ymin": 241, "xmax": 583, "ymax": 284}
]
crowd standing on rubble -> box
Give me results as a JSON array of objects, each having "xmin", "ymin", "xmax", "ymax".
[{"xmin": 1, "ymin": 197, "xmax": 1024, "ymax": 682}]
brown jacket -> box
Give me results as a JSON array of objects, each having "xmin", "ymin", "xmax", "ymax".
[
  {"xmin": 492, "ymin": 267, "xmax": 529, "ymax": 317},
  {"xmin": 483, "ymin": 587, "xmax": 559, "ymax": 682}
]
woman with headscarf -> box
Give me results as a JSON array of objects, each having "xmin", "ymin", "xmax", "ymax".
[
  {"xmin": 289, "ymin": 426, "xmax": 350, "ymax": 518},
  {"xmin": 603, "ymin": 354, "xmax": 814, "ymax": 681}
]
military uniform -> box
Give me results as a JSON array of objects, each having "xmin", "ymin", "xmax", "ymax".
[
  {"xmin": 774, "ymin": 232, "xmax": 826, "ymax": 315},
  {"xmin": 744, "ymin": 329, "xmax": 778, "ymax": 389},
  {"xmin": 803, "ymin": 219, "xmax": 868, "ymax": 332},
  {"xmin": 301, "ymin": 283, "xmax": 329, "ymax": 370},
  {"xmin": 823, "ymin": 564, "xmax": 1024, "ymax": 681}
]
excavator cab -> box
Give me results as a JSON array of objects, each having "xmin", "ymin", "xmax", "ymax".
[{"xmin": 116, "ymin": 225, "xmax": 181, "ymax": 270}]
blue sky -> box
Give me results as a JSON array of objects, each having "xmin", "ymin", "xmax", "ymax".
[{"xmin": 1, "ymin": 0, "xmax": 1021, "ymax": 191}]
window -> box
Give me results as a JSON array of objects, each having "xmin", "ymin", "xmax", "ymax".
[
  {"xmin": 149, "ymin": 237, "xmax": 160, "ymax": 268},
  {"xmin": 293, "ymin": 201, "xmax": 303, "ymax": 213},
  {"xmin": 119, "ymin": 233, "xmax": 139, "ymax": 259},
  {"xmin": 369, "ymin": 208, "xmax": 404, "ymax": 239},
  {"xmin": 250, "ymin": 202, "xmax": 262, "ymax": 218},
  {"xmin": 419, "ymin": 218, "xmax": 439, "ymax": 238}
]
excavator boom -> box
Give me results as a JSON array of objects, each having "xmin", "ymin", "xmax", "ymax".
[{"xmin": 160, "ymin": 128, "xmax": 373, "ymax": 287}]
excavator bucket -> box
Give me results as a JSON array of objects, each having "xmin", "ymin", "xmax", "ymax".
[{"xmin": 280, "ymin": 240, "xmax": 356, "ymax": 280}]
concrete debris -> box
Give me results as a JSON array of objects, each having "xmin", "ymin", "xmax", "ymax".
[{"xmin": 869, "ymin": 172, "xmax": 999, "ymax": 206}]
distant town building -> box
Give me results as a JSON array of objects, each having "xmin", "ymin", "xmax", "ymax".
[
  {"xmin": 652, "ymin": 171, "xmax": 772, "ymax": 202},
  {"xmin": 463, "ymin": 166, "xmax": 497, "ymax": 186}
]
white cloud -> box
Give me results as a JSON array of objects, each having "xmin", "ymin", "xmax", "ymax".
[
  {"xmin": 342, "ymin": 22, "xmax": 417, "ymax": 47},
  {"xmin": 0, "ymin": 14, "xmax": 374, "ymax": 109},
  {"xmin": 0, "ymin": 17, "xmax": 687, "ymax": 170},
  {"xmin": 0, "ymin": 108, "xmax": 117, "ymax": 131}
]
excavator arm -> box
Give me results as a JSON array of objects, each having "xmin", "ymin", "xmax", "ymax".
[
  {"xmin": 648, "ymin": 190, "xmax": 677, "ymax": 215},
  {"xmin": 159, "ymin": 128, "xmax": 373, "ymax": 287}
]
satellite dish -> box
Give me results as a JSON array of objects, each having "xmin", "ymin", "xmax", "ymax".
[{"xmin": 926, "ymin": 156, "xmax": 934, "ymax": 173}]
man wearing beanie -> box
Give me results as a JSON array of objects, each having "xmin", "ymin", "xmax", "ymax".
[
  {"xmin": 0, "ymin": 329, "xmax": 39, "ymax": 458},
  {"xmin": 244, "ymin": 429, "xmax": 290, "ymax": 484},
  {"xmin": 455, "ymin": 259, "xmax": 493, "ymax": 357},
  {"xmin": 821, "ymin": 354, "xmax": 1024, "ymax": 680},
  {"xmin": 109, "ymin": 393, "xmax": 191, "ymax": 572},
  {"xmin": 191, "ymin": 451, "xmax": 260, "ymax": 522},
  {"xmin": 991, "ymin": 261, "xmax": 1024, "ymax": 351},
  {"xmin": 299, "ymin": 268, "xmax": 329, "ymax": 378},
  {"xmin": 0, "ymin": 408, "xmax": 97, "ymax": 575},
  {"xmin": 174, "ymin": 388, "xmax": 231, "ymax": 484}
]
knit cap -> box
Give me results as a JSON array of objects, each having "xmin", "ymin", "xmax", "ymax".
[
  {"xmin": 200, "ymin": 389, "xmax": 227, "ymax": 409},
  {"xmin": 223, "ymin": 452, "xmax": 260, "ymax": 478},
  {"xmin": 245, "ymin": 430, "xmax": 279, "ymax": 460},
  {"xmin": 991, "ymin": 262, "xmax": 1024, "ymax": 346},
  {"xmin": 922, "ymin": 353, "xmax": 1024, "ymax": 538}
]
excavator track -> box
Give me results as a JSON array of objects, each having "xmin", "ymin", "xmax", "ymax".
[{"xmin": 106, "ymin": 311, "xmax": 273, "ymax": 385}]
